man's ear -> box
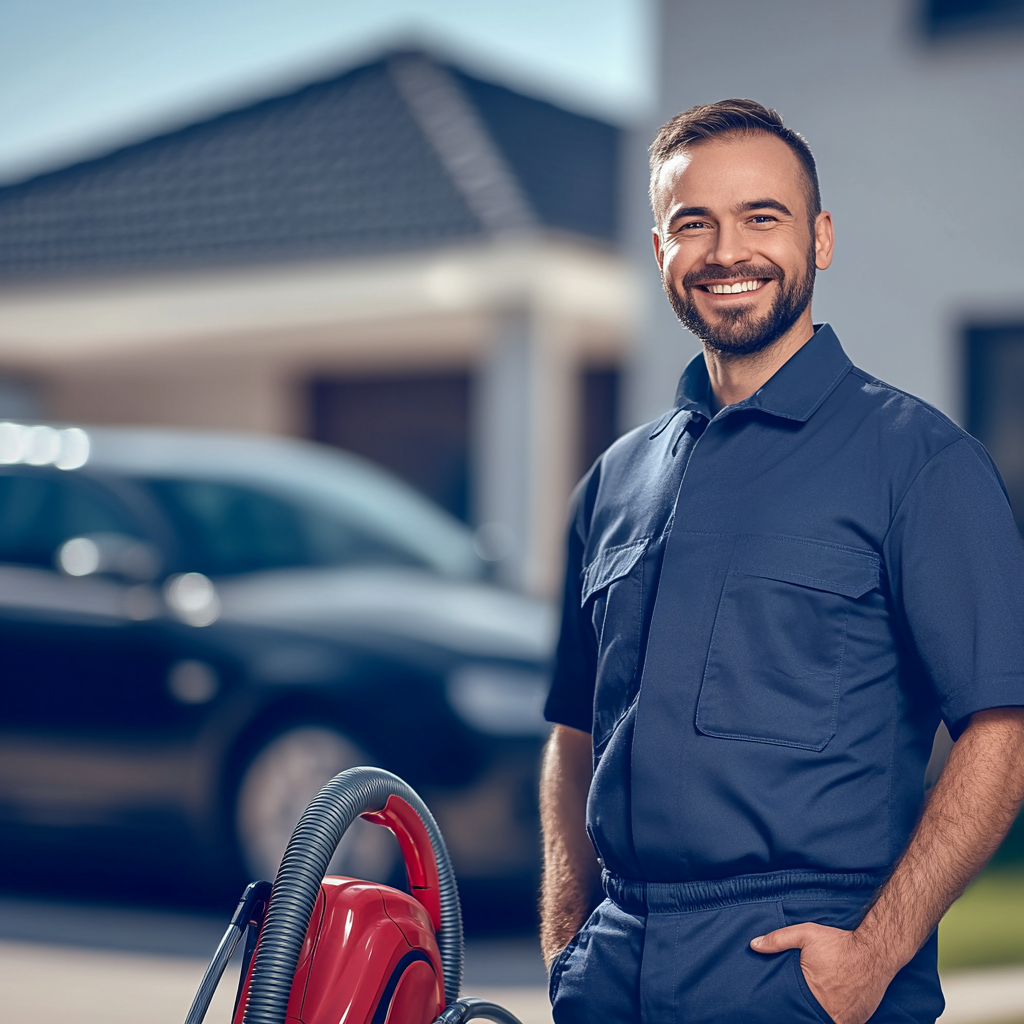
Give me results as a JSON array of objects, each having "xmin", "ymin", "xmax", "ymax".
[
  {"xmin": 814, "ymin": 211, "xmax": 834, "ymax": 271},
  {"xmin": 652, "ymin": 227, "xmax": 665, "ymax": 271}
]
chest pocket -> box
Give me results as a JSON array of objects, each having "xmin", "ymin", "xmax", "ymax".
[
  {"xmin": 696, "ymin": 535, "xmax": 880, "ymax": 752},
  {"xmin": 582, "ymin": 536, "xmax": 650, "ymax": 748}
]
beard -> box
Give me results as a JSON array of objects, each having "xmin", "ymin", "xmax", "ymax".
[{"xmin": 665, "ymin": 240, "xmax": 816, "ymax": 357}]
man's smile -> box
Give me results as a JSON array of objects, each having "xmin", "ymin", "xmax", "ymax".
[{"xmin": 697, "ymin": 278, "xmax": 768, "ymax": 296}]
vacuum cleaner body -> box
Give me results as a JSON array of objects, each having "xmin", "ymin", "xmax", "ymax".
[
  {"xmin": 232, "ymin": 876, "xmax": 444, "ymax": 1024},
  {"xmin": 232, "ymin": 793, "xmax": 447, "ymax": 1024},
  {"xmin": 186, "ymin": 770, "xmax": 520, "ymax": 1024}
]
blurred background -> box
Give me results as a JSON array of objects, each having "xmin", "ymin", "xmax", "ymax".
[{"xmin": 1, "ymin": 1, "xmax": 1023, "ymax": 1022}]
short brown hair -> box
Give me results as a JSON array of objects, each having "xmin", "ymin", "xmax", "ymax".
[{"xmin": 649, "ymin": 98, "xmax": 821, "ymax": 224}]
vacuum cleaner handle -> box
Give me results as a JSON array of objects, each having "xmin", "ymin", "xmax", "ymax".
[
  {"xmin": 242, "ymin": 767, "xmax": 464, "ymax": 1024},
  {"xmin": 362, "ymin": 793, "xmax": 442, "ymax": 931}
]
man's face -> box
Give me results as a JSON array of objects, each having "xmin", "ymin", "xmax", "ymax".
[{"xmin": 652, "ymin": 132, "xmax": 831, "ymax": 357}]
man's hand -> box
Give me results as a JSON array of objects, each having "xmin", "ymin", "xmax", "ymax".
[{"xmin": 750, "ymin": 923, "xmax": 894, "ymax": 1024}]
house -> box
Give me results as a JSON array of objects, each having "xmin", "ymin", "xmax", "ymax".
[
  {"xmin": 625, "ymin": 0, "xmax": 1024, "ymax": 528},
  {"xmin": 0, "ymin": 48, "xmax": 633, "ymax": 595}
]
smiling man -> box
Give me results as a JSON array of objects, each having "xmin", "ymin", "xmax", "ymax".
[{"xmin": 539, "ymin": 100, "xmax": 1024, "ymax": 1024}]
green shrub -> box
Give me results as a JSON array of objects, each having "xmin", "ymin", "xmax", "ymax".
[{"xmin": 939, "ymin": 867, "xmax": 1024, "ymax": 973}]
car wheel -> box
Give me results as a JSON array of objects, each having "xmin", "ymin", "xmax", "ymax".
[{"xmin": 233, "ymin": 724, "xmax": 399, "ymax": 884}]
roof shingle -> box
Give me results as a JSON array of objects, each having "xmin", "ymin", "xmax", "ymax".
[{"xmin": 0, "ymin": 49, "xmax": 620, "ymax": 281}]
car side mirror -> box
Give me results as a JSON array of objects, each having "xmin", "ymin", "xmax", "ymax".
[{"xmin": 56, "ymin": 533, "xmax": 162, "ymax": 583}]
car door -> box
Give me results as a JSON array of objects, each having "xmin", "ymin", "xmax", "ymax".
[{"xmin": 0, "ymin": 466, "xmax": 198, "ymax": 837}]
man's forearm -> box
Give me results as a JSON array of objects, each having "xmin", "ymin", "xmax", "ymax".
[
  {"xmin": 540, "ymin": 724, "xmax": 602, "ymax": 967},
  {"xmin": 856, "ymin": 707, "xmax": 1024, "ymax": 972}
]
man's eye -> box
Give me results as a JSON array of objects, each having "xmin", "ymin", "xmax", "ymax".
[
  {"xmin": 679, "ymin": 221, "xmax": 707, "ymax": 230},
  {"xmin": 750, "ymin": 215, "xmax": 777, "ymax": 225}
]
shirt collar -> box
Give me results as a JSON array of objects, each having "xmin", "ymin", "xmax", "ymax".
[{"xmin": 670, "ymin": 323, "xmax": 852, "ymax": 425}]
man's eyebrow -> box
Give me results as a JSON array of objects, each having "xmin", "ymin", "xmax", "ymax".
[
  {"xmin": 665, "ymin": 200, "xmax": 793, "ymax": 224},
  {"xmin": 736, "ymin": 198, "xmax": 792, "ymax": 216},
  {"xmin": 667, "ymin": 205, "xmax": 711, "ymax": 223}
]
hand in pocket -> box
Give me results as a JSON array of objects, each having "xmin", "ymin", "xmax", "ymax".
[{"xmin": 750, "ymin": 921, "xmax": 893, "ymax": 1024}]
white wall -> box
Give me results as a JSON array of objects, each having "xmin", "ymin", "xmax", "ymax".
[{"xmin": 625, "ymin": 0, "xmax": 1024, "ymax": 428}]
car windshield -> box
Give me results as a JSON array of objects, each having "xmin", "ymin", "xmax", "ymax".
[
  {"xmin": 0, "ymin": 470, "xmax": 144, "ymax": 568},
  {"xmin": 143, "ymin": 477, "xmax": 427, "ymax": 577},
  {"xmin": 86, "ymin": 430, "xmax": 484, "ymax": 579}
]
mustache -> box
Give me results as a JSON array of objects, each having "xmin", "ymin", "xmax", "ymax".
[{"xmin": 682, "ymin": 264, "xmax": 783, "ymax": 289}]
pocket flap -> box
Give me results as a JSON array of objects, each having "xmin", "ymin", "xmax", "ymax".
[
  {"xmin": 581, "ymin": 537, "xmax": 650, "ymax": 606},
  {"xmin": 731, "ymin": 534, "xmax": 880, "ymax": 599}
]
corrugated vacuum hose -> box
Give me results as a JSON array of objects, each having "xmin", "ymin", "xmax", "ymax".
[
  {"xmin": 243, "ymin": 767, "xmax": 464, "ymax": 1023},
  {"xmin": 182, "ymin": 766, "xmax": 523, "ymax": 1024}
]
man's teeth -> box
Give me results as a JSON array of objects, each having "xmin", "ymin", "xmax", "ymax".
[{"xmin": 707, "ymin": 280, "xmax": 763, "ymax": 294}]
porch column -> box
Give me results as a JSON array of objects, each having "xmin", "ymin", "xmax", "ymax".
[{"xmin": 473, "ymin": 306, "xmax": 579, "ymax": 596}]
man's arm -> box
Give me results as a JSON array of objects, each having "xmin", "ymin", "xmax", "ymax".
[
  {"xmin": 752, "ymin": 707, "xmax": 1024, "ymax": 1024},
  {"xmin": 540, "ymin": 723, "xmax": 602, "ymax": 968}
]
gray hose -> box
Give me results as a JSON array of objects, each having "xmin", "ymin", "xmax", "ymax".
[{"xmin": 241, "ymin": 767, "xmax": 464, "ymax": 1024}]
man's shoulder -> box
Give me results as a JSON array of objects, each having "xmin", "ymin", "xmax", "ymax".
[
  {"xmin": 845, "ymin": 365, "xmax": 977, "ymax": 457},
  {"xmin": 589, "ymin": 408, "xmax": 686, "ymax": 483},
  {"xmin": 571, "ymin": 410, "xmax": 684, "ymax": 528},
  {"xmin": 610, "ymin": 412, "xmax": 679, "ymax": 459}
]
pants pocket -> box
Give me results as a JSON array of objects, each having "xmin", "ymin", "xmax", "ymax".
[
  {"xmin": 656, "ymin": 901, "xmax": 824, "ymax": 1024},
  {"xmin": 780, "ymin": 899, "xmax": 942, "ymax": 1024},
  {"xmin": 548, "ymin": 900, "xmax": 606, "ymax": 1004},
  {"xmin": 550, "ymin": 900, "xmax": 644, "ymax": 1024},
  {"xmin": 548, "ymin": 930, "xmax": 581, "ymax": 1003},
  {"xmin": 788, "ymin": 947, "xmax": 837, "ymax": 1023}
]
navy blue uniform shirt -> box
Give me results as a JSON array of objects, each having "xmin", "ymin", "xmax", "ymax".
[{"xmin": 545, "ymin": 324, "xmax": 1024, "ymax": 883}]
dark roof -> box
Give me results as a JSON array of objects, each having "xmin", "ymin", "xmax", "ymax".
[{"xmin": 0, "ymin": 49, "xmax": 620, "ymax": 282}]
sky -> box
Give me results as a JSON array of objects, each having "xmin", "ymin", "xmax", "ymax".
[{"xmin": 0, "ymin": 0, "xmax": 652, "ymax": 184}]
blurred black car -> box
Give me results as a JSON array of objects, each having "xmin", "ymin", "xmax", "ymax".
[{"xmin": 0, "ymin": 423, "xmax": 553, "ymax": 901}]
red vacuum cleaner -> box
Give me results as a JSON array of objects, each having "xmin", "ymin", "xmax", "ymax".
[{"xmin": 183, "ymin": 767, "xmax": 525, "ymax": 1024}]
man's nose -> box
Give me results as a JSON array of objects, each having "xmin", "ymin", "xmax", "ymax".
[{"xmin": 707, "ymin": 223, "xmax": 751, "ymax": 267}]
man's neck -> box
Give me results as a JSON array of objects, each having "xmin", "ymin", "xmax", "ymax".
[{"xmin": 704, "ymin": 310, "xmax": 816, "ymax": 411}]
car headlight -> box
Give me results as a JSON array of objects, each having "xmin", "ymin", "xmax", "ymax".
[
  {"xmin": 164, "ymin": 572, "xmax": 221, "ymax": 627},
  {"xmin": 446, "ymin": 664, "xmax": 551, "ymax": 736}
]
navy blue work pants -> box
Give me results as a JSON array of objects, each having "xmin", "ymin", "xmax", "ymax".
[{"xmin": 549, "ymin": 870, "xmax": 944, "ymax": 1024}]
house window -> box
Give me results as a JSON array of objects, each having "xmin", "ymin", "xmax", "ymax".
[
  {"xmin": 924, "ymin": 0, "xmax": 1024, "ymax": 36},
  {"xmin": 580, "ymin": 366, "xmax": 621, "ymax": 478},
  {"xmin": 966, "ymin": 323, "xmax": 1024, "ymax": 534}
]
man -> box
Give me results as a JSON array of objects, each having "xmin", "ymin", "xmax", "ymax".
[{"xmin": 539, "ymin": 99, "xmax": 1024, "ymax": 1024}]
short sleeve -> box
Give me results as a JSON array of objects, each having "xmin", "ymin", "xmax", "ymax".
[
  {"xmin": 544, "ymin": 488, "xmax": 597, "ymax": 734},
  {"xmin": 883, "ymin": 437, "xmax": 1024, "ymax": 736}
]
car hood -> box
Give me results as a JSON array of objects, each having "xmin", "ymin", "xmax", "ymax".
[{"xmin": 215, "ymin": 567, "xmax": 556, "ymax": 662}]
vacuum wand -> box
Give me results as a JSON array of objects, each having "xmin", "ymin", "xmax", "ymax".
[{"xmin": 183, "ymin": 880, "xmax": 271, "ymax": 1024}]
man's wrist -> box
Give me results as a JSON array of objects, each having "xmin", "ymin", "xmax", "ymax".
[{"xmin": 850, "ymin": 914, "xmax": 911, "ymax": 980}]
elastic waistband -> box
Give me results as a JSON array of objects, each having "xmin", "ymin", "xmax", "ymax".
[{"xmin": 602, "ymin": 868, "xmax": 884, "ymax": 915}]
